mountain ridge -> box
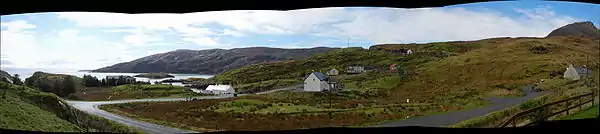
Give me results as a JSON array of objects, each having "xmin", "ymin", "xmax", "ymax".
[
  {"xmin": 546, "ymin": 21, "xmax": 600, "ymax": 40},
  {"xmin": 92, "ymin": 47, "xmax": 339, "ymax": 74}
]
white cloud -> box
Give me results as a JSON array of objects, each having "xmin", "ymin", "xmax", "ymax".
[
  {"xmin": 0, "ymin": 20, "xmax": 136, "ymax": 70},
  {"xmin": 1, "ymin": 20, "xmax": 36, "ymax": 31},
  {"xmin": 222, "ymin": 29, "xmax": 245, "ymax": 37},
  {"xmin": 316, "ymin": 7, "xmax": 579, "ymax": 43},
  {"xmin": 54, "ymin": 6, "xmax": 581, "ymax": 45}
]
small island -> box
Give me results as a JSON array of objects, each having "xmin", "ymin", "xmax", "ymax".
[{"xmin": 133, "ymin": 73, "xmax": 175, "ymax": 79}]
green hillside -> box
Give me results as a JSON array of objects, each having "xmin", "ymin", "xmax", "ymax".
[
  {"xmin": 214, "ymin": 36, "xmax": 600, "ymax": 104},
  {"xmin": 0, "ymin": 82, "xmax": 83, "ymax": 132}
]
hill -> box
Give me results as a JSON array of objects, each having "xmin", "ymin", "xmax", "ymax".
[
  {"xmin": 1, "ymin": 70, "xmax": 14, "ymax": 83},
  {"xmin": 546, "ymin": 21, "xmax": 600, "ymax": 40},
  {"xmin": 214, "ymin": 34, "xmax": 599, "ymax": 101},
  {"xmin": 0, "ymin": 82, "xmax": 83, "ymax": 132},
  {"xmin": 382, "ymin": 36, "xmax": 599, "ymax": 102},
  {"xmin": 24, "ymin": 71, "xmax": 84, "ymax": 97},
  {"xmin": 92, "ymin": 47, "xmax": 338, "ymax": 74}
]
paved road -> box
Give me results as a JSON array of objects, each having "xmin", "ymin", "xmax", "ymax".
[
  {"xmin": 66, "ymin": 84, "xmax": 301, "ymax": 134},
  {"xmin": 370, "ymin": 90, "xmax": 547, "ymax": 127}
]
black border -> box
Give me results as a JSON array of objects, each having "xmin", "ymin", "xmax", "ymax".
[
  {"xmin": 1, "ymin": 118, "xmax": 598, "ymax": 133},
  {"xmin": 1, "ymin": 0, "xmax": 598, "ymax": 15}
]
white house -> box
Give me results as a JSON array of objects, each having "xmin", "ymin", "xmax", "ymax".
[
  {"xmin": 406, "ymin": 49, "xmax": 413, "ymax": 55},
  {"xmin": 327, "ymin": 68, "xmax": 339, "ymax": 76},
  {"xmin": 347, "ymin": 66, "xmax": 366, "ymax": 74},
  {"xmin": 303, "ymin": 72, "xmax": 330, "ymax": 92},
  {"xmin": 563, "ymin": 64, "xmax": 580, "ymax": 80},
  {"xmin": 205, "ymin": 84, "xmax": 235, "ymax": 95}
]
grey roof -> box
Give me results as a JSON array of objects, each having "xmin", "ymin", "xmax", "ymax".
[
  {"xmin": 305, "ymin": 72, "xmax": 328, "ymax": 81},
  {"xmin": 313, "ymin": 72, "xmax": 328, "ymax": 81},
  {"xmin": 575, "ymin": 66, "xmax": 592, "ymax": 74}
]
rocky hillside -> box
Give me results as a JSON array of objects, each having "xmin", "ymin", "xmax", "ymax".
[
  {"xmin": 0, "ymin": 70, "xmax": 13, "ymax": 83},
  {"xmin": 93, "ymin": 47, "xmax": 337, "ymax": 74},
  {"xmin": 546, "ymin": 21, "xmax": 600, "ymax": 40},
  {"xmin": 24, "ymin": 71, "xmax": 84, "ymax": 97}
]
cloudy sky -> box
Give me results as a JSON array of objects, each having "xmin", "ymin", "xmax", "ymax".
[{"xmin": 1, "ymin": 1, "xmax": 599, "ymax": 76}]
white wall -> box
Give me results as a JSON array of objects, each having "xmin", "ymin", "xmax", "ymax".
[
  {"xmin": 303, "ymin": 73, "xmax": 323, "ymax": 92},
  {"xmin": 320, "ymin": 81, "xmax": 330, "ymax": 91}
]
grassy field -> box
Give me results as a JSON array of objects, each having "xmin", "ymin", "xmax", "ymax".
[
  {"xmin": 103, "ymin": 36, "xmax": 600, "ymax": 131},
  {"xmin": 68, "ymin": 84, "xmax": 213, "ymax": 101},
  {"xmin": 560, "ymin": 105, "xmax": 599, "ymax": 120},
  {"xmin": 101, "ymin": 95, "xmax": 458, "ymax": 131},
  {"xmin": 234, "ymin": 79, "xmax": 301, "ymax": 94},
  {"xmin": 0, "ymin": 82, "xmax": 83, "ymax": 132}
]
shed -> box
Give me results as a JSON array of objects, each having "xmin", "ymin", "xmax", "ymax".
[{"xmin": 327, "ymin": 68, "xmax": 339, "ymax": 76}]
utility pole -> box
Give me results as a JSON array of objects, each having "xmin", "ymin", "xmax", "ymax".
[{"xmin": 347, "ymin": 38, "xmax": 350, "ymax": 48}]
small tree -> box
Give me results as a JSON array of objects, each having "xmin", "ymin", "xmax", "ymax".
[
  {"xmin": 62, "ymin": 76, "xmax": 76, "ymax": 97},
  {"xmin": 12, "ymin": 74, "xmax": 23, "ymax": 85}
]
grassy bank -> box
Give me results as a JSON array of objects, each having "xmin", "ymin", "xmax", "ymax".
[
  {"xmin": 0, "ymin": 82, "xmax": 83, "ymax": 132},
  {"xmin": 0, "ymin": 82, "xmax": 141, "ymax": 133},
  {"xmin": 559, "ymin": 105, "xmax": 599, "ymax": 120}
]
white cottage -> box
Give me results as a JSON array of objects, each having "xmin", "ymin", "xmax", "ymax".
[
  {"xmin": 303, "ymin": 72, "xmax": 330, "ymax": 92},
  {"xmin": 205, "ymin": 84, "xmax": 235, "ymax": 95},
  {"xmin": 406, "ymin": 49, "xmax": 413, "ymax": 55},
  {"xmin": 563, "ymin": 64, "xmax": 580, "ymax": 80},
  {"xmin": 327, "ymin": 68, "xmax": 339, "ymax": 76}
]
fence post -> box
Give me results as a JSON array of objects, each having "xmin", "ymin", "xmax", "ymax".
[
  {"xmin": 579, "ymin": 98, "xmax": 583, "ymax": 110},
  {"xmin": 565, "ymin": 100, "xmax": 570, "ymax": 116},
  {"xmin": 513, "ymin": 118, "xmax": 517, "ymax": 127}
]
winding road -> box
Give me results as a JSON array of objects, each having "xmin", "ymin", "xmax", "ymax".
[
  {"xmin": 66, "ymin": 84, "xmax": 302, "ymax": 134},
  {"xmin": 67, "ymin": 84, "xmax": 545, "ymax": 133}
]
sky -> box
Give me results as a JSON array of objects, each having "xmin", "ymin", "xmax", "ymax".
[{"xmin": 1, "ymin": 1, "xmax": 599, "ymax": 76}]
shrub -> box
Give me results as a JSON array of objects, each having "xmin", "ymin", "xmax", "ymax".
[{"xmin": 519, "ymin": 99, "xmax": 550, "ymax": 122}]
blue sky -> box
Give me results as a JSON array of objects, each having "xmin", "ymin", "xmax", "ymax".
[{"xmin": 1, "ymin": 1, "xmax": 599, "ymax": 76}]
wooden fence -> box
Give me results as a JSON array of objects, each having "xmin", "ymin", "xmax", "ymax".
[{"xmin": 497, "ymin": 91, "xmax": 597, "ymax": 127}]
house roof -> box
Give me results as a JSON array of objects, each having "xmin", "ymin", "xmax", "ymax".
[
  {"xmin": 313, "ymin": 72, "xmax": 328, "ymax": 81},
  {"xmin": 305, "ymin": 72, "xmax": 328, "ymax": 81},
  {"xmin": 205, "ymin": 84, "xmax": 234, "ymax": 91}
]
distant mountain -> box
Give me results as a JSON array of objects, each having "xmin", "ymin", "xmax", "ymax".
[
  {"xmin": 546, "ymin": 21, "xmax": 600, "ymax": 40},
  {"xmin": 93, "ymin": 47, "xmax": 338, "ymax": 74}
]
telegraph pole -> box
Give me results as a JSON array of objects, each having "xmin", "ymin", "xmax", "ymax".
[{"xmin": 347, "ymin": 38, "xmax": 350, "ymax": 48}]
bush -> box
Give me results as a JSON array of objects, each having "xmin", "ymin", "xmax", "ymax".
[{"xmin": 518, "ymin": 99, "xmax": 551, "ymax": 122}]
